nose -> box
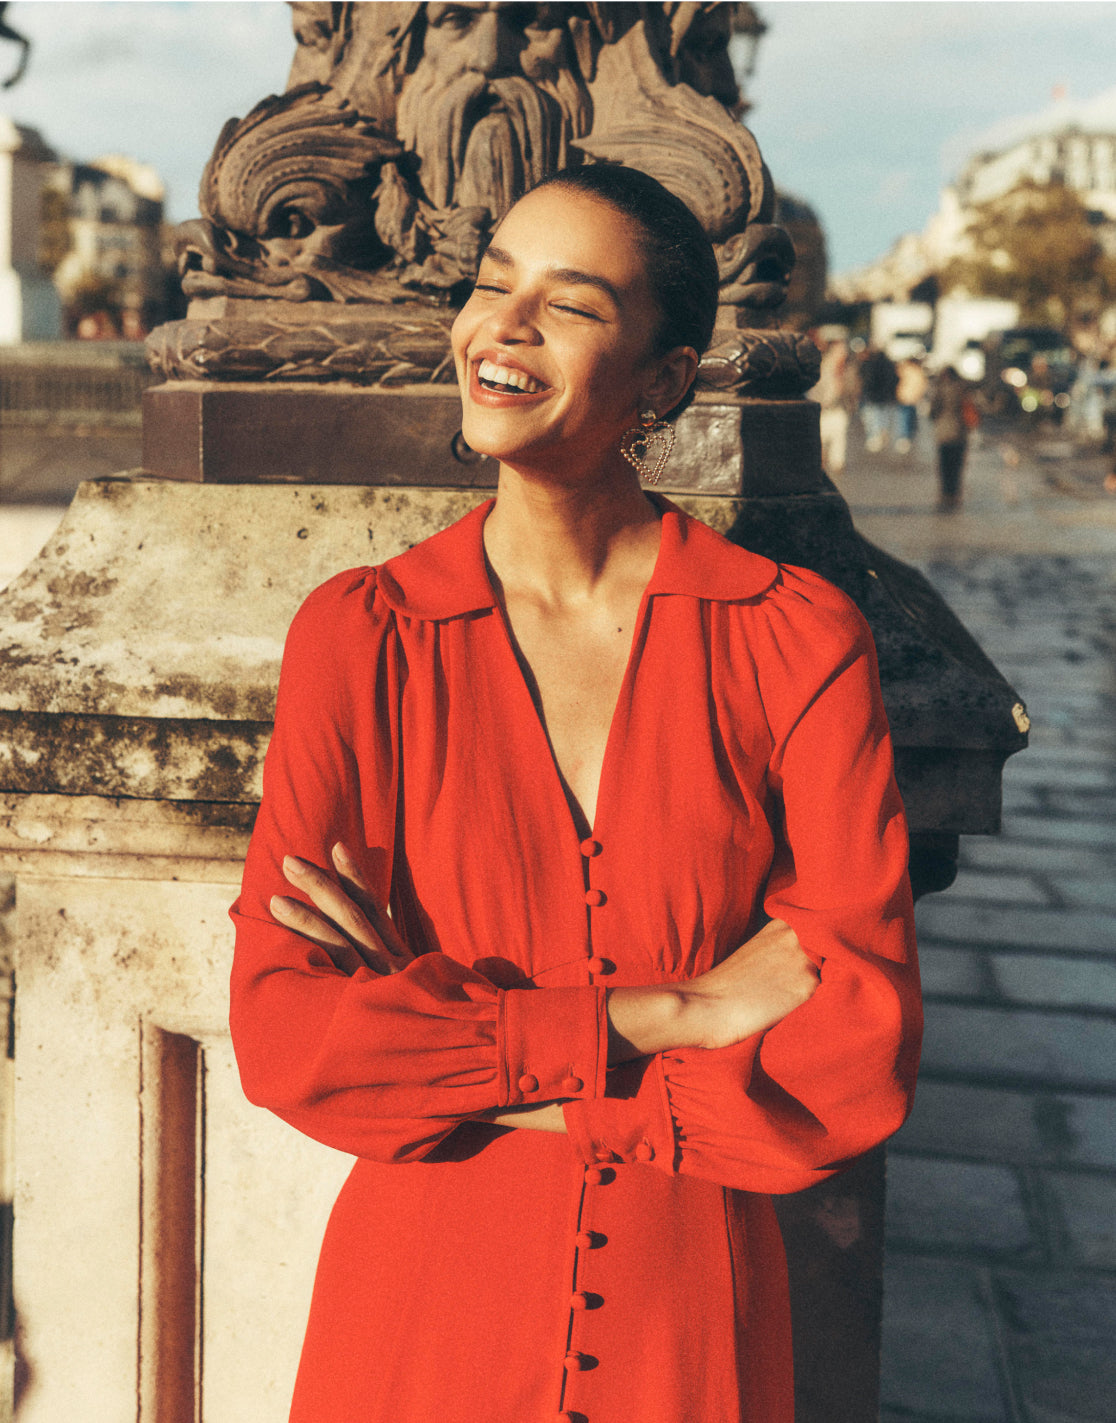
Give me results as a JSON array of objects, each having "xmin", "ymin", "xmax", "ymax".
[
  {"xmin": 482, "ymin": 291, "xmax": 541, "ymax": 347},
  {"xmin": 467, "ymin": 11, "xmax": 518, "ymax": 78}
]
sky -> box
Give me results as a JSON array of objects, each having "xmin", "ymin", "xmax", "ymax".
[{"xmin": 3, "ymin": 1, "xmax": 1116, "ymax": 276}]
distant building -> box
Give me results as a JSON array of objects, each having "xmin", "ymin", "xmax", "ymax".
[
  {"xmin": 0, "ymin": 116, "xmax": 63, "ymax": 343},
  {"xmin": 832, "ymin": 98, "xmax": 1116, "ymax": 307},
  {"xmin": 48, "ymin": 155, "xmax": 167, "ymax": 337}
]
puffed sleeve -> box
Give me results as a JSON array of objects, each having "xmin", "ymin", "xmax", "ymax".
[
  {"xmin": 563, "ymin": 571, "xmax": 922, "ymax": 1192},
  {"xmin": 230, "ymin": 571, "xmax": 609, "ymax": 1164}
]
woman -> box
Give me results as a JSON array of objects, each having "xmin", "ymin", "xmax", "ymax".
[{"xmin": 230, "ymin": 164, "xmax": 921, "ymax": 1423}]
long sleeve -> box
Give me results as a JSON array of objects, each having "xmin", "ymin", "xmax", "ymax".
[
  {"xmin": 564, "ymin": 577, "xmax": 922, "ymax": 1193},
  {"xmin": 229, "ymin": 569, "xmax": 608, "ymax": 1164}
]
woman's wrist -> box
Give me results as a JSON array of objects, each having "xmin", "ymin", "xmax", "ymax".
[{"xmin": 606, "ymin": 985, "xmax": 693, "ymax": 1063}]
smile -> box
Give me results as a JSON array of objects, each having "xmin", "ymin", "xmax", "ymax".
[{"xmin": 476, "ymin": 358, "xmax": 548, "ymax": 395}]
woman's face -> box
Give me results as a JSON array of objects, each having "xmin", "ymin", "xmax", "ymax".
[{"xmin": 451, "ymin": 186, "xmax": 694, "ymax": 474}]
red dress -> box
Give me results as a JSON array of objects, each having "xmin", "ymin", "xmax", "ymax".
[{"xmin": 229, "ymin": 497, "xmax": 921, "ymax": 1423}]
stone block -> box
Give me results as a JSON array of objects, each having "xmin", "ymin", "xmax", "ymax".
[
  {"xmin": 1054, "ymin": 876, "xmax": 1116, "ymax": 911},
  {"xmin": 992, "ymin": 954, "xmax": 1116, "ymax": 1012},
  {"xmin": 880, "ymin": 1257, "xmax": 1006, "ymax": 1421},
  {"xmin": 999, "ymin": 815, "xmax": 1116, "ymax": 850},
  {"xmin": 919, "ymin": 1003, "xmax": 1116, "ymax": 1088},
  {"xmin": 894, "ymin": 1082, "xmax": 1116, "ymax": 1170},
  {"xmin": 935, "ymin": 869, "xmax": 1049, "ymax": 904},
  {"xmin": 885, "ymin": 1154, "xmax": 1035, "ymax": 1255},
  {"xmin": 916, "ymin": 946, "xmax": 989, "ymax": 1000},
  {"xmin": 1044, "ymin": 1170, "xmax": 1116, "ymax": 1268},
  {"xmin": 959, "ymin": 838, "xmax": 1109, "ymax": 879},
  {"xmin": 994, "ymin": 1274, "xmax": 1116, "ymax": 1423},
  {"xmin": 915, "ymin": 901, "xmax": 1116, "ymax": 955}
]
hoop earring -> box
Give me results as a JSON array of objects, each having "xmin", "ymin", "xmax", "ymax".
[{"xmin": 619, "ymin": 409, "xmax": 675, "ymax": 486}]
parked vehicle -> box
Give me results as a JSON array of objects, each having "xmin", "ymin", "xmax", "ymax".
[{"xmin": 979, "ymin": 327, "xmax": 1077, "ymax": 422}]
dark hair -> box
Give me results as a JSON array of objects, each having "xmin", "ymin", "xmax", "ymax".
[{"xmin": 528, "ymin": 164, "xmax": 719, "ymax": 417}]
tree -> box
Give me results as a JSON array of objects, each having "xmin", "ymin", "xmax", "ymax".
[{"xmin": 941, "ymin": 178, "xmax": 1116, "ymax": 329}]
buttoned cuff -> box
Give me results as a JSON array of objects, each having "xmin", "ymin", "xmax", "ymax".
[
  {"xmin": 497, "ymin": 986, "xmax": 609, "ymax": 1108},
  {"xmin": 562, "ymin": 1056, "xmax": 677, "ymax": 1170}
]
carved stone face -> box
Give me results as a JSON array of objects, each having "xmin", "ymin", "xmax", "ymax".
[
  {"xmin": 674, "ymin": 6, "xmax": 742, "ymax": 115},
  {"xmin": 397, "ymin": 3, "xmax": 580, "ymax": 218}
]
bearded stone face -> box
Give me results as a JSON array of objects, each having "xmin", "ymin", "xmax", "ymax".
[{"xmin": 396, "ymin": 2, "xmax": 585, "ymax": 221}]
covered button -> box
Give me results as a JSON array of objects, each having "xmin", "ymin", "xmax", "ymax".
[
  {"xmin": 570, "ymin": 1291, "xmax": 591, "ymax": 1310},
  {"xmin": 634, "ymin": 1141, "xmax": 655, "ymax": 1163},
  {"xmin": 575, "ymin": 1231, "xmax": 598, "ymax": 1250},
  {"xmin": 587, "ymin": 956, "xmax": 612, "ymax": 975},
  {"xmin": 517, "ymin": 1073, "xmax": 539, "ymax": 1094},
  {"xmin": 579, "ymin": 837, "xmax": 603, "ymax": 857},
  {"xmin": 584, "ymin": 888, "xmax": 606, "ymax": 907},
  {"xmin": 562, "ymin": 1076, "xmax": 584, "ymax": 1094},
  {"xmin": 584, "ymin": 1166, "xmax": 605, "ymax": 1186},
  {"xmin": 564, "ymin": 1352, "xmax": 590, "ymax": 1372}
]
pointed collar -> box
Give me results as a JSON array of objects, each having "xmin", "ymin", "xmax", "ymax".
[{"xmin": 376, "ymin": 494, "xmax": 778, "ymax": 621}]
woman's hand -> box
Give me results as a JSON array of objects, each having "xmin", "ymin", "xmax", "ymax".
[
  {"xmin": 607, "ymin": 919, "xmax": 819, "ymax": 1060},
  {"xmin": 675, "ymin": 918, "xmax": 821, "ymax": 1049},
  {"xmin": 270, "ymin": 843, "xmax": 413, "ymax": 977}
]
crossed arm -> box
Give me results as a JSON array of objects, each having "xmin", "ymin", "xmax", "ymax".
[{"xmin": 272, "ymin": 843, "xmax": 820, "ymax": 1134}]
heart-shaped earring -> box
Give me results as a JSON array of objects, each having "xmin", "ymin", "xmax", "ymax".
[{"xmin": 620, "ymin": 409, "xmax": 675, "ymax": 485}]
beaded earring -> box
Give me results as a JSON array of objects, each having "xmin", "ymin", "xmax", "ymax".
[{"xmin": 619, "ymin": 409, "xmax": 675, "ymax": 485}]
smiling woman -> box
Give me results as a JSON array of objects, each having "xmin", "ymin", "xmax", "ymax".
[{"xmin": 228, "ymin": 163, "xmax": 922, "ymax": 1423}]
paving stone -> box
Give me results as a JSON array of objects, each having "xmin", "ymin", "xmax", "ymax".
[
  {"xmin": 894, "ymin": 1082, "xmax": 1116, "ymax": 1169},
  {"xmin": 958, "ymin": 838, "xmax": 1110, "ymax": 879},
  {"xmin": 992, "ymin": 954, "xmax": 1116, "ymax": 1012},
  {"xmin": 885, "ymin": 1154, "xmax": 1034, "ymax": 1255},
  {"xmin": 1053, "ymin": 876, "xmax": 1116, "ymax": 911},
  {"xmin": 994, "ymin": 1274, "xmax": 1116, "ymax": 1422},
  {"xmin": 917, "ymin": 946, "xmax": 990, "ymax": 1000},
  {"xmin": 1043, "ymin": 1170, "xmax": 1116, "ymax": 1269},
  {"xmin": 935, "ymin": 870, "xmax": 1050, "ymax": 905},
  {"xmin": 920, "ymin": 1003, "xmax": 1116, "ymax": 1088},
  {"xmin": 915, "ymin": 901, "xmax": 1116, "ymax": 955},
  {"xmin": 880, "ymin": 1257, "xmax": 1007, "ymax": 1421},
  {"xmin": 998, "ymin": 814, "xmax": 1116, "ymax": 850}
]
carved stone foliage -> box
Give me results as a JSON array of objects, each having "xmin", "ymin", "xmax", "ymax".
[{"xmin": 153, "ymin": 2, "xmax": 811, "ymax": 394}]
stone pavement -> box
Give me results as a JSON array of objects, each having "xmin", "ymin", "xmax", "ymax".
[{"xmin": 840, "ymin": 422, "xmax": 1116, "ymax": 1423}]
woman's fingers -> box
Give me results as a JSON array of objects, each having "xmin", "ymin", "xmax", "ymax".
[
  {"xmin": 331, "ymin": 843, "xmax": 411, "ymax": 962},
  {"xmin": 279, "ymin": 854, "xmax": 405, "ymax": 974}
]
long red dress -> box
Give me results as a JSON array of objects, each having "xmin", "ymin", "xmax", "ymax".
[{"xmin": 229, "ymin": 496, "xmax": 921, "ymax": 1423}]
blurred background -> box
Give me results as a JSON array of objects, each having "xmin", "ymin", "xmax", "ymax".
[{"xmin": 1, "ymin": 4, "xmax": 1114, "ymax": 1422}]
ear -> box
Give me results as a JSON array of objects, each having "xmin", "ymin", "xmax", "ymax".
[{"xmin": 642, "ymin": 345, "xmax": 700, "ymax": 418}]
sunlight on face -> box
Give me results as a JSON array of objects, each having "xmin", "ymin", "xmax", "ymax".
[{"xmin": 450, "ymin": 186, "xmax": 668, "ymax": 472}]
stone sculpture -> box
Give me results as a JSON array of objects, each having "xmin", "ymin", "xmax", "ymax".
[
  {"xmin": 147, "ymin": 2, "xmax": 818, "ymax": 395},
  {"xmin": 0, "ymin": 2, "xmax": 30, "ymax": 89}
]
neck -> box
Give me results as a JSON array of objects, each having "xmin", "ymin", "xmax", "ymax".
[{"xmin": 484, "ymin": 458, "xmax": 662, "ymax": 605}]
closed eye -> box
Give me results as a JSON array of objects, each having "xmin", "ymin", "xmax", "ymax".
[{"xmin": 553, "ymin": 303, "xmax": 602, "ymax": 320}]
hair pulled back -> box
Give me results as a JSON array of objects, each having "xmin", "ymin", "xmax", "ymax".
[{"xmin": 527, "ymin": 164, "xmax": 720, "ymax": 417}]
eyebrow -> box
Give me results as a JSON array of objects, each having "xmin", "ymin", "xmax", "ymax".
[{"xmin": 482, "ymin": 245, "xmax": 624, "ymax": 308}]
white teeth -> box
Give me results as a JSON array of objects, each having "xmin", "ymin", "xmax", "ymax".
[{"xmin": 477, "ymin": 358, "xmax": 544, "ymax": 394}]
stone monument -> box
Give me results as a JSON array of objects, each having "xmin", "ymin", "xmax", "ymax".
[{"xmin": 0, "ymin": 5, "xmax": 1027, "ymax": 1421}]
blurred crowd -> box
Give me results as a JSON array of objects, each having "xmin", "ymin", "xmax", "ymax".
[{"xmin": 809, "ymin": 330, "xmax": 1116, "ymax": 511}]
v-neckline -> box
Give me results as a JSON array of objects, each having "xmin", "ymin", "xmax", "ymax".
[{"xmin": 484, "ymin": 511, "xmax": 664, "ymax": 843}]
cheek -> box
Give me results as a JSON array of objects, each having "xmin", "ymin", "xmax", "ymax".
[{"xmin": 450, "ymin": 306, "xmax": 476, "ymax": 377}]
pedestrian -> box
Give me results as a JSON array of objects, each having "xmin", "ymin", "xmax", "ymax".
[
  {"xmin": 859, "ymin": 344, "xmax": 899, "ymax": 452},
  {"xmin": 811, "ymin": 334, "xmax": 853, "ymax": 476},
  {"xmin": 229, "ymin": 163, "xmax": 921, "ymax": 1423},
  {"xmin": 894, "ymin": 356, "xmax": 928, "ymax": 454},
  {"xmin": 930, "ymin": 365, "xmax": 973, "ymax": 511}
]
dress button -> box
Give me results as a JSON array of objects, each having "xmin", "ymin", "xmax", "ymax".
[
  {"xmin": 635, "ymin": 1141, "xmax": 655, "ymax": 1163},
  {"xmin": 564, "ymin": 1352, "xmax": 590, "ymax": 1371},
  {"xmin": 570, "ymin": 1290, "xmax": 591, "ymax": 1310},
  {"xmin": 594, "ymin": 1147, "xmax": 614, "ymax": 1162},
  {"xmin": 579, "ymin": 837, "xmax": 603, "ymax": 857},
  {"xmin": 575, "ymin": 1231, "xmax": 598, "ymax": 1250},
  {"xmin": 584, "ymin": 888, "xmax": 606, "ymax": 907},
  {"xmin": 584, "ymin": 1166, "xmax": 604, "ymax": 1185},
  {"xmin": 562, "ymin": 1075, "xmax": 584, "ymax": 1094},
  {"xmin": 587, "ymin": 956, "xmax": 612, "ymax": 975},
  {"xmin": 517, "ymin": 1073, "xmax": 539, "ymax": 1094}
]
